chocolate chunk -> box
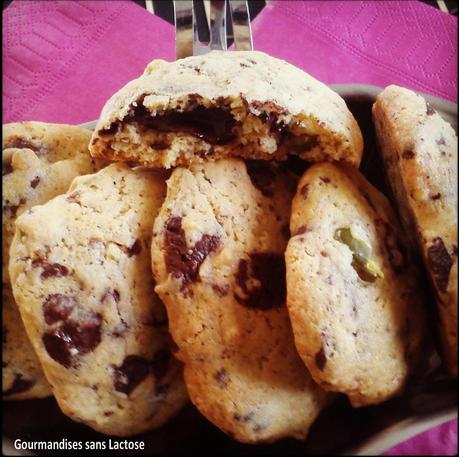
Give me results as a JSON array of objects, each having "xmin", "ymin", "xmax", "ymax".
[
  {"xmin": 42, "ymin": 331, "xmax": 72, "ymax": 368},
  {"xmin": 32, "ymin": 259, "xmax": 69, "ymax": 279},
  {"xmin": 258, "ymin": 111, "xmax": 270, "ymax": 123},
  {"xmin": 3, "ymin": 374, "xmax": 35, "ymax": 397},
  {"xmin": 62, "ymin": 315, "xmax": 102, "ymax": 353},
  {"xmin": 428, "ymin": 237, "xmax": 453, "ymax": 291},
  {"xmin": 246, "ymin": 161, "xmax": 276, "ymax": 197},
  {"xmin": 300, "ymin": 184, "xmax": 309, "ymax": 199},
  {"xmin": 431, "ymin": 193, "xmax": 442, "ymax": 200},
  {"xmin": 315, "ymin": 346, "xmax": 327, "ymax": 371},
  {"xmin": 43, "ymin": 294, "xmax": 77, "ymax": 324},
  {"xmin": 402, "ymin": 150, "xmax": 415, "ymax": 159},
  {"xmin": 30, "ymin": 176, "xmax": 40, "ymax": 188},
  {"xmin": 426, "ymin": 103, "xmax": 436, "ymax": 116},
  {"xmin": 212, "ymin": 284, "xmax": 229, "ymax": 297},
  {"xmin": 235, "ymin": 253, "xmax": 286, "ymax": 310},
  {"xmin": 214, "ymin": 368, "xmax": 228, "ymax": 387},
  {"xmin": 164, "ymin": 217, "xmax": 220, "ymax": 288},
  {"xmin": 114, "ymin": 349, "xmax": 170, "ymax": 395},
  {"xmin": 128, "ymin": 102, "xmax": 236, "ymax": 145},
  {"xmin": 114, "ymin": 355, "xmax": 151, "ymax": 395},
  {"xmin": 127, "ymin": 239, "xmax": 142, "ymax": 257},
  {"xmin": 150, "ymin": 141, "xmax": 170, "ymax": 150},
  {"xmin": 271, "ymin": 120, "xmax": 288, "ymax": 135},
  {"xmin": 42, "ymin": 313, "xmax": 102, "ymax": 368},
  {"xmin": 250, "ymin": 100, "xmax": 288, "ymax": 135},
  {"xmin": 99, "ymin": 123, "xmax": 118, "ymax": 136},
  {"xmin": 320, "ymin": 176, "xmax": 331, "ymax": 183}
]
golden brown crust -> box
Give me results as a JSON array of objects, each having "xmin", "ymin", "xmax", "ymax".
[
  {"xmin": 372, "ymin": 85, "xmax": 457, "ymax": 376},
  {"xmin": 286, "ymin": 162, "xmax": 427, "ymax": 406},
  {"xmin": 89, "ymin": 51, "xmax": 363, "ymax": 168},
  {"xmin": 151, "ymin": 159, "xmax": 330, "ymax": 443}
]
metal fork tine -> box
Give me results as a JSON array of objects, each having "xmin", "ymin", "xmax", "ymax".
[
  {"xmin": 229, "ymin": 0, "xmax": 253, "ymax": 51},
  {"xmin": 209, "ymin": 0, "xmax": 227, "ymax": 51},
  {"xmin": 174, "ymin": 0, "xmax": 253, "ymax": 58},
  {"xmin": 174, "ymin": 0, "xmax": 193, "ymax": 59}
]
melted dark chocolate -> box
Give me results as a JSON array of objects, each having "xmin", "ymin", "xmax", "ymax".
[
  {"xmin": 3, "ymin": 375, "xmax": 35, "ymax": 397},
  {"xmin": 164, "ymin": 217, "xmax": 220, "ymax": 288},
  {"xmin": 245, "ymin": 161, "xmax": 276, "ymax": 197},
  {"xmin": 234, "ymin": 253, "xmax": 286, "ymax": 310},
  {"xmin": 42, "ymin": 313, "xmax": 102, "ymax": 368},
  {"xmin": 43, "ymin": 294, "xmax": 77, "ymax": 325},
  {"xmin": 113, "ymin": 349, "xmax": 171, "ymax": 395},
  {"xmin": 128, "ymin": 103, "xmax": 236, "ymax": 145},
  {"xmin": 114, "ymin": 355, "xmax": 151, "ymax": 395},
  {"xmin": 32, "ymin": 259, "xmax": 70, "ymax": 280}
]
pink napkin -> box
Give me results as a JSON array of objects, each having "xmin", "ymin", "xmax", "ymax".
[
  {"xmin": 251, "ymin": 0, "xmax": 458, "ymax": 102},
  {"xmin": 383, "ymin": 419, "xmax": 458, "ymax": 456},
  {"xmin": 2, "ymin": 0, "xmax": 174, "ymax": 124}
]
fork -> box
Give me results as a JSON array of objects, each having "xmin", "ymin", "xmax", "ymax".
[{"xmin": 173, "ymin": 0, "xmax": 253, "ymax": 59}]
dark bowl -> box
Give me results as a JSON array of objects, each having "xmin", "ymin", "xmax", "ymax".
[{"xmin": 3, "ymin": 84, "xmax": 457, "ymax": 456}]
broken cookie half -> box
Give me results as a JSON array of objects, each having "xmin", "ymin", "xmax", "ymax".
[{"xmin": 89, "ymin": 51, "xmax": 363, "ymax": 168}]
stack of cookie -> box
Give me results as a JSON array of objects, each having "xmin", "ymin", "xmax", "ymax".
[{"xmin": 3, "ymin": 51, "xmax": 457, "ymax": 443}]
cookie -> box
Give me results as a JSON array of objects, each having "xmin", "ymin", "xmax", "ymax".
[
  {"xmin": 89, "ymin": 50, "xmax": 363, "ymax": 168},
  {"xmin": 2, "ymin": 286, "xmax": 51, "ymax": 400},
  {"xmin": 151, "ymin": 158, "xmax": 330, "ymax": 443},
  {"xmin": 2, "ymin": 121, "xmax": 104, "ymax": 400},
  {"xmin": 9, "ymin": 163, "xmax": 188, "ymax": 436},
  {"xmin": 372, "ymin": 85, "xmax": 457, "ymax": 377},
  {"xmin": 285, "ymin": 162, "xmax": 427, "ymax": 407}
]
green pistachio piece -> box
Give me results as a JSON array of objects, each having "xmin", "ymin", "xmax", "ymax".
[{"xmin": 334, "ymin": 227, "xmax": 384, "ymax": 282}]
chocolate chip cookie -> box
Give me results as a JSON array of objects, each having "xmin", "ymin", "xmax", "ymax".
[
  {"xmin": 151, "ymin": 158, "xmax": 330, "ymax": 443},
  {"xmin": 9, "ymin": 163, "xmax": 188, "ymax": 436},
  {"xmin": 285, "ymin": 162, "xmax": 427, "ymax": 407},
  {"xmin": 89, "ymin": 50, "xmax": 363, "ymax": 168},
  {"xmin": 373, "ymin": 85, "xmax": 458, "ymax": 377},
  {"xmin": 2, "ymin": 122, "xmax": 104, "ymax": 400}
]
